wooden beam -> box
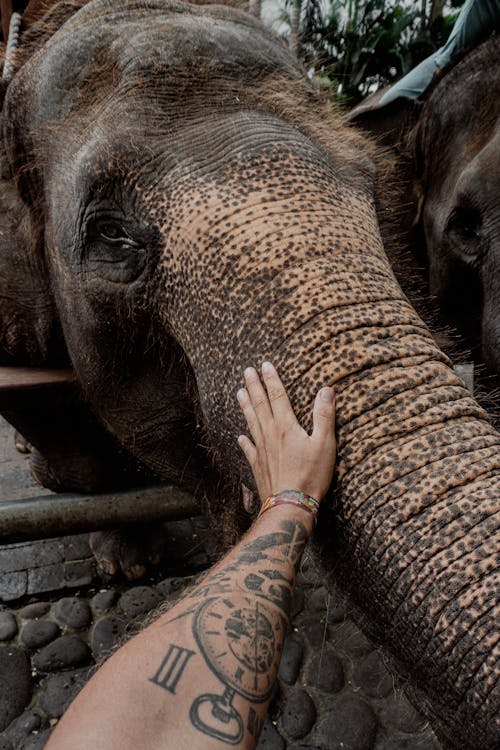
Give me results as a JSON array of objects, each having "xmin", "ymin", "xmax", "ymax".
[
  {"xmin": 0, "ymin": 366, "xmax": 75, "ymax": 391},
  {"xmin": 0, "ymin": 367, "xmax": 77, "ymax": 410}
]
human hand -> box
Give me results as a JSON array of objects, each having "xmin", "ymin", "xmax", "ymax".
[{"xmin": 237, "ymin": 362, "xmax": 336, "ymax": 504}]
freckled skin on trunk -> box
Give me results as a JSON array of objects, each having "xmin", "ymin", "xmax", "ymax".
[{"xmin": 0, "ymin": 3, "xmax": 498, "ymax": 748}]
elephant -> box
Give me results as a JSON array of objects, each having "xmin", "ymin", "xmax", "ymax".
[
  {"xmin": 350, "ymin": 35, "xmax": 500, "ymax": 380},
  {"xmin": 413, "ymin": 35, "xmax": 500, "ymax": 377},
  {"xmin": 0, "ymin": 2, "xmax": 498, "ymax": 748}
]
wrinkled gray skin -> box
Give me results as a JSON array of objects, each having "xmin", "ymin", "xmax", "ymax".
[
  {"xmin": 414, "ymin": 36, "xmax": 500, "ymax": 376},
  {"xmin": 351, "ymin": 36, "xmax": 500, "ymax": 378},
  {"xmin": 0, "ymin": 2, "xmax": 499, "ymax": 748}
]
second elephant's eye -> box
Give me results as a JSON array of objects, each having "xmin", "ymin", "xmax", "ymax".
[
  {"xmin": 445, "ymin": 207, "xmax": 481, "ymax": 243},
  {"xmin": 445, "ymin": 206, "xmax": 483, "ymax": 266}
]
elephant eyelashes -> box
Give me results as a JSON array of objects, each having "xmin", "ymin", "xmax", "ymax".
[{"xmin": 94, "ymin": 219, "xmax": 140, "ymax": 249}]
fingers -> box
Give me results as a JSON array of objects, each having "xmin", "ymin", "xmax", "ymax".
[
  {"xmin": 237, "ymin": 433, "xmax": 257, "ymax": 467},
  {"xmin": 237, "ymin": 388, "xmax": 263, "ymax": 448},
  {"xmin": 261, "ymin": 361, "xmax": 295, "ymax": 424},
  {"xmin": 237, "ymin": 366, "xmax": 337, "ymax": 504},
  {"xmin": 244, "ymin": 367, "xmax": 273, "ymax": 428},
  {"xmin": 312, "ymin": 386, "xmax": 336, "ymax": 442}
]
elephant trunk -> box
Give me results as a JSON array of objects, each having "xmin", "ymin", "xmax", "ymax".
[
  {"xmin": 280, "ymin": 266, "xmax": 498, "ymax": 749},
  {"xmin": 328, "ymin": 332, "xmax": 498, "ymax": 749},
  {"xmin": 261, "ymin": 258, "xmax": 499, "ymax": 749},
  {"xmin": 157, "ymin": 134, "xmax": 498, "ymax": 747}
]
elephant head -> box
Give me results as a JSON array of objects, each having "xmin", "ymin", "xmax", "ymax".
[
  {"xmin": 413, "ymin": 35, "xmax": 500, "ymax": 376},
  {"xmin": 0, "ymin": 2, "xmax": 498, "ymax": 747}
]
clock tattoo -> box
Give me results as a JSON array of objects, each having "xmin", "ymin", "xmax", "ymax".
[{"xmin": 189, "ymin": 595, "xmax": 285, "ymax": 744}]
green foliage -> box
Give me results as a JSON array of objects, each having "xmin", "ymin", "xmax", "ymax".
[{"xmin": 293, "ymin": 0, "xmax": 463, "ymax": 105}]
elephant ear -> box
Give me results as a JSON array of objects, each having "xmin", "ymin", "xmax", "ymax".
[
  {"xmin": 0, "ymin": 4, "xmax": 85, "ymax": 364},
  {"xmin": 0, "ymin": 127, "xmax": 63, "ymax": 364}
]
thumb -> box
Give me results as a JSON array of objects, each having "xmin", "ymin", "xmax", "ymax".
[{"xmin": 312, "ymin": 386, "xmax": 336, "ymax": 441}]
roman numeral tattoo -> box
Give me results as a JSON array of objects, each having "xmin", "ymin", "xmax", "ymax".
[{"xmin": 149, "ymin": 644, "xmax": 195, "ymax": 694}]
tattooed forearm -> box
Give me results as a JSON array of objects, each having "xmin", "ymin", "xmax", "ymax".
[
  {"xmin": 150, "ymin": 515, "xmax": 311, "ymax": 745},
  {"xmin": 161, "ymin": 518, "xmax": 310, "ymax": 618},
  {"xmin": 187, "ymin": 594, "xmax": 286, "ymax": 744},
  {"xmin": 239, "ymin": 520, "xmax": 310, "ymax": 574},
  {"xmin": 44, "ymin": 363, "xmax": 333, "ymax": 750},
  {"xmin": 193, "ymin": 595, "xmax": 285, "ymax": 700}
]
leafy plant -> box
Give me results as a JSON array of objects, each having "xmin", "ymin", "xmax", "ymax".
[{"xmin": 279, "ymin": 0, "xmax": 463, "ymax": 105}]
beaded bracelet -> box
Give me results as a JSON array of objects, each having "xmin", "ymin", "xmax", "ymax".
[{"xmin": 258, "ymin": 489, "xmax": 320, "ymax": 524}]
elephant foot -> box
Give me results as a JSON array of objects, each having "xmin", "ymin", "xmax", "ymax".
[
  {"xmin": 89, "ymin": 525, "xmax": 167, "ymax": 581},
  {"xmin": 14, "ymin": 431, "xmax": 32, "ymax": 454},
  {"xmin": 29, "ymin": 448, "xmax": 63, "ymax": 490}
]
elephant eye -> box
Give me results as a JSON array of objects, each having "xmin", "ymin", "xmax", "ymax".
[
  {"xmin": 445, "ymin": 207, "xmax": 481, "ymax": 243},
  {"xmin": 84, "ymin": 215, "xmax": 148, "ymax": 283},
  {"xmin": 95, "ymin": 219, "xmax": 139, "ymax": 247}
]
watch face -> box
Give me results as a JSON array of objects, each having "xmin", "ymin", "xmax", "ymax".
[{"xmin": 193, "ymin": 596, "xmax": 285, "ymax": 701}]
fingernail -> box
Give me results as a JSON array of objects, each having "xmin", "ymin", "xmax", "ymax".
[
  {"xmin": 319, "ymin": 387, "xmax": 333, "ymax": 402},
  {"xmin": 244, "ymin": 367, "xmax": 254, "ymax": 379},
  {"xmin": 237, "ymin": 435, "xmax": 245, "ymax": 445},
  {"xmin": 237, "ymin": 389, "xmax": 246, "ymax": 402},
  {"xmin": 262, "ymin": 361, "xmax": 273, "ymax": 374}
]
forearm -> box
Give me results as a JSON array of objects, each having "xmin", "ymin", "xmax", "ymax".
[{"xmin": 46, "ymin": 506, "xmax": 313, "ymax": 750}]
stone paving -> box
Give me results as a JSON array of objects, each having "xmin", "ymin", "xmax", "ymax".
[{"xmin": 0, "ymin": 417, "xmax": 441, "ymax": 749}]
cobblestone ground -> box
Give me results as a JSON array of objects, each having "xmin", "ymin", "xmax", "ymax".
[{"xmin": 0, "ymin": 418, "xmax": 441, "ymax": 750}]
